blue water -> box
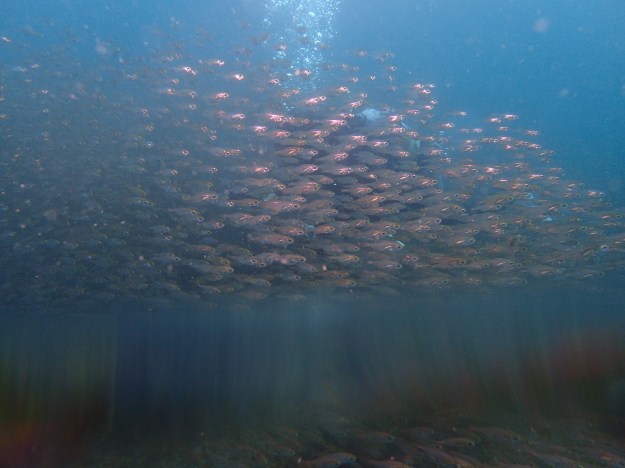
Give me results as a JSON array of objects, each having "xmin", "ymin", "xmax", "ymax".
[
  {"xmin": 334, "ymin": 0, "xmax": 625, "ymax": 193},
  {"xmin": 4, "ymin": 0, "xmax": 622, "ymax": 191}
]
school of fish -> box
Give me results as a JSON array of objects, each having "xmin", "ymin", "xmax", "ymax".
[
  {"xmin": 1, "ymin": 20, "xmax": 625, "ymax": 310},
  {"xmin": 73, "ymin": 410, "xmax": 625, "ymax": 468}
]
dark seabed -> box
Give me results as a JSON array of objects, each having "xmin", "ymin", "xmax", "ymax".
[{"xmin": 1, "ymin": 0, "xmax": 625, "ymax": 466}]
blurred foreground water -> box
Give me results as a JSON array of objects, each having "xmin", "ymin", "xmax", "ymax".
[{"xmin": 1, "ymin": 285, "xmax": 625, "ymax": 467}]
